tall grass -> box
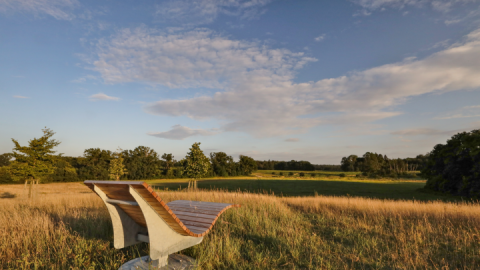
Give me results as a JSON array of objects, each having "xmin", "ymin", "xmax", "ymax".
[{"xmin": 0, "ymin": 182, "xmax": 479, "ymax": 269}]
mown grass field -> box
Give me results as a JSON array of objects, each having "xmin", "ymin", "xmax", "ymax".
[
  {"xmin": 1, "ymin": 177, "xmax": 479, "ymax": 269},
  {"xmin": 147, "ymin": 170, "xmax": 454, "ymax": 202}
]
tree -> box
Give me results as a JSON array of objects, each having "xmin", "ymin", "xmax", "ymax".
[
  {"xmin": 238, "ymin": 155, "xmax": 257, "ymax": 175},
  {"xmin": 123, "ymin": 146, "xmax": 161, "ymax": 180},
  {"xmin": 423, "ymin": 129, "xmax": 480, "ymax": 197},
  {"xmin": 0, "ymin": 153, "xmax": 13, "ymax": 167},
  {"xmin": 8, "ymin": 127, "xmax": 60, "ymax": 181},
  {"xmin": 210, "ymin": 152, "xmax": 236, "ymax": 177},
  {"xmin": 341, "ymin": 155, "xmax": 358, "ymax": 172},
  {"xmin": 109, "ymin": 149, "xmax": 128, "ymax": 180},
  {"xmin": 162, "ymin": 153, "xmax": 174, "ymax": 170},
  {"xmin": 184, "ymin": 142, "xmax": 210, "ymax": 179},
  {"xmin": 77, "ymin": 148, "xmax": 112, "ymax": 180}
]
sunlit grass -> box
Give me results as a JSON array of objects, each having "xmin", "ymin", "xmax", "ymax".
[{"xmin": 1, "ymin": 182, "xmax": 479, "ymax": 269}]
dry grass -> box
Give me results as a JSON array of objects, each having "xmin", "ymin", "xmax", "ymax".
[{"xmin": 0, "ymin": 182, "xmax": 479, "ymax": 269}]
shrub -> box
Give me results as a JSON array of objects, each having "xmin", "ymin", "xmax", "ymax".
[
  {"xmin": 310, "ymin": 173, "xmax": 316, "ymax": 177},
  {"xmin": 288, "ymin": 172, "xmax": 294, "ymax": 176},
  {"xmin": 271, "ymin": 172, "xmax": 276, "ymax": 175},
  {"xmin": 299, "ymin": 172, "xmax": 305, "ymax": 177},
  {"xmin": 279, "ymin": 172, "xmax": 284, "ymax": 176},
  {"xmin": 339, "ymin": 173, "xmax": 346, "ymax": 177}
]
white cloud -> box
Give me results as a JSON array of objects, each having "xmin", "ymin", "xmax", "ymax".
[
  {"xmin": 89, "ymin": 93, "xmax": 120, "ymax": 101},
  {"xmin": 156, "ymin": 0, "xmax": 273, "ymax": 25},
  {"xmin": 13, "ymin": 95, "xmax": 29, "ymax": 99},
  {"xmin": 436, "ymin": 105, "xmax": 480, "ymax": 119},
  {"xmin": 314, "ymin": 34, "xmax": 326, "ymax": 42},
  {"xmin": 353, "ymin": 0, "xmax": 477, "ymax": 14},
  {"xmin": 147, "ymin": 125, "xmax": 220, "ymax": 140},
  {"xmin": 93, "ymin": 27, "xmax": 316, "ymax": 89},
  {"xmin": 285, "ymin": 138, "xmax": 299, "ymax": 142},
  {"xmin": 0, "ymin": 0, "xmax": 78, "ymax": 20},
  {"xmin": 91, "ymin": 27, "xmax": 480, "ymax": 138}
]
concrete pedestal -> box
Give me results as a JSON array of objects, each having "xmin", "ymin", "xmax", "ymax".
[{"xmin": 119, "ymin": 254, "xmax": 197, "ymax": 270}]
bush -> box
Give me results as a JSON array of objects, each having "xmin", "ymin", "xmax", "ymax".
[
  {"xmin": 279, "ymin": 172, "xmax": 284, "ymax": 176},
  {"xmin": 271, "ymin": 172, "xmax": 275, "ymax": 175},
  {"xmin": 299, "ymin": 172, "xmax": 305, "ymax": 177},
  {"xmin": 339, "ymin": 173, "xmax": 346, "ymax": 177},
  {"xmin": 310, "ymin": 173, "xmax": 316, "ymax": 177},
  {"xmin": 288, "ymin": 172, "xmax": 294, "ymax": 176}
]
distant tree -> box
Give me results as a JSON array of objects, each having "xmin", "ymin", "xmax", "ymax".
[
  {"xmin": 161, "ymin": 153, "xmax": 174, "ymax": 170},
  {"xmin": 48, "ymin": 159, "xmax": 79, "ymax": 182},
  {"xmin": 0, "ymin": 153, "xmax": 13, "ymax": 167},
  {"xmin": 210, "ymin": 152, "xmax": 237, "ymax": 177},
  {"xmin": 341, "ymin": 155, "xmax": 358, "ymax": 172},
  {"xmin": 122, "ymin": 146, "xmax": 161, "ymax": 180},
  {"xmin": 109, "ymin": 149, "xmax": 128, "ymax": 180},
  {"xmin": 238, "ymin": 155, "xmax": 257, "ymax": 175},
  {"xmin": 184, "ymin": 143, "xmax": 211, "ymax": 179},
  {"xmin": 78, "ymin": 148, "xmax": 112, "ymax": 180}
]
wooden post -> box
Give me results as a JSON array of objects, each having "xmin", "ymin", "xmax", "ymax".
[{"xmin": 28, "ymin": 180, "xmax": 32, "ymax": 199}]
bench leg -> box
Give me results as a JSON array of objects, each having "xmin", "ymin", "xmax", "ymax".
[{"xmin": 150, "ymin": 255, "xmax": 168, "ymax": 268}]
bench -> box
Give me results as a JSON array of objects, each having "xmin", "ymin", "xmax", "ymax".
[{"xmin": 84, "ymin": 180, "xmax": 240, "ymax": 269}]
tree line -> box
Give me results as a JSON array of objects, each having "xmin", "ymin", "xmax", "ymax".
[
  {"xmin": 255, "ymin": 160, "xmax": 315, "ymax": 171},
  {"xmin": 0, "ymin": 128, "xmax": 257, "ymax": 183},
  {"xmin": 340, "ymin": 152, "xmax": 429, "ymax": 178}
]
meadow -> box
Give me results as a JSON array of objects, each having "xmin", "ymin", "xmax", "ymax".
[{"xmin": 0, "ymin": 176, "xmax": 479, "ymax": 269}]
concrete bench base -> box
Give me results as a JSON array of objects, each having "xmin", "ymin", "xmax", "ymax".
[{"xmin": 119, "ymin": 254, "xmax": 197, "ymax": 270}]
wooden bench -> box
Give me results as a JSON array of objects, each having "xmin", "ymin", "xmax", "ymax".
[{"xmin": 84, "ymin": 180, "xmax": 240, "ymax": 269}]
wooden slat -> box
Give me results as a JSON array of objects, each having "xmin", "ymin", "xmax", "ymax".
[
  {"xmin": 168, "ymin": 205, "xmax": 230, "ymax": 212},
  {"xmin": 174, "ymin": 215, "xmax": 216, "ymax": 224},
  {"xmin": 169, "ymin": 200, "xmax": 232, "ymax": 208},
  {"xmin": 165, "ymin": 206, "xmax": 223, "ymax": 215},
  {"xmin": 170, "ymin": 210, "xmax": 219, "ymax": 220},
  {"xmin": 167, "ymin": 207, "xmax": 225, "ymax": 215}
]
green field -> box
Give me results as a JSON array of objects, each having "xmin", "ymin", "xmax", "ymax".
[{"xmin": 147, "ymin": 170, "xmax": 456, "ymax": 202}]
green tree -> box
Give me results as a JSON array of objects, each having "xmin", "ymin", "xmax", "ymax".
[
  {"xmin": 123, "ymin": 146, "xmax": 161, "ymax": 180},
  {"xmin": 210, "ymin": 152, "xmax": 236, "ymax": 177},
  {"xmin": 8, "ymin": 127, "xmax": 60, "ymax": 182},
  {"xmin": 0, "ymin": 153, "xmax": 13, "ymax": 167},
  {"xmin": 78, "ymin": 148, "xmax": 112, "ymax": 180},
  {"xmin": 238, "ymin": 155, "xmax": 257, "ymax": 175},
  {"xmin": 109, "ymin": 149, "xmax": 128, "ymax": 180},
  {"xmin": 162, "ymin": 153, "xmax": 174, "ymax": 170},
  {"xmin": 184, "ymin": 142, "xmax": 211, "ymax": 179}
]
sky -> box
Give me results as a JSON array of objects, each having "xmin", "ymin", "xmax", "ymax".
[{"xmin": 1, "ymin": 0, "xmax": 480, "ymax": 164}]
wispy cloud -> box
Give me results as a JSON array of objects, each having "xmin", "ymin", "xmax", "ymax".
[
  {"xmin": 436, "ymin": 105, "xmax": 480, "ymax": 119},
  {"xmin": 352, "ymin": 0, "xmax": 477, "ymax": 15},
  {"xmin": 13, "ymin": 95, "xmax": 29, "ymax": 99},
  {"xmin": 285, "ymin": 138, "xmax": 299, "ymax": 142},
  {"xmin": 89, "ymin": 93, "xmax": 120, "ymax": 101},
  {"xmin": 147, "ymin": 125, "xmax": 220, "ymax": 140},
  {"xmin": 156, "ymin": 0, "xmax": 273, "ymax": 25},
  {"xmin": 391, "ymin": 127, "xmax": 471, "ymax": 136},
  {"xmin": 314, "ymin": 34, "xmax": 326, "ymax": 42},
  {"xmin": 90, "ymin": 27, "xmax": 480, "ymax": 138},
  {"xmin": 0, "ymin": 0, "xmax": 79, "ymax": 20},
  {"xmin": 71, "ymin": 75, "xmax": 98, "ymax": 83}
]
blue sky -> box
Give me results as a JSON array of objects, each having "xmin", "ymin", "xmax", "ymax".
[{"xmin": 1, "ymin": 0, "xmax": 480, "ymax": 164}]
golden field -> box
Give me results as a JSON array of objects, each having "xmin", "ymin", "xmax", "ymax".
[{"xmin": 0, "ymin": 182, "xmax": 479, "ymax": 269}]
